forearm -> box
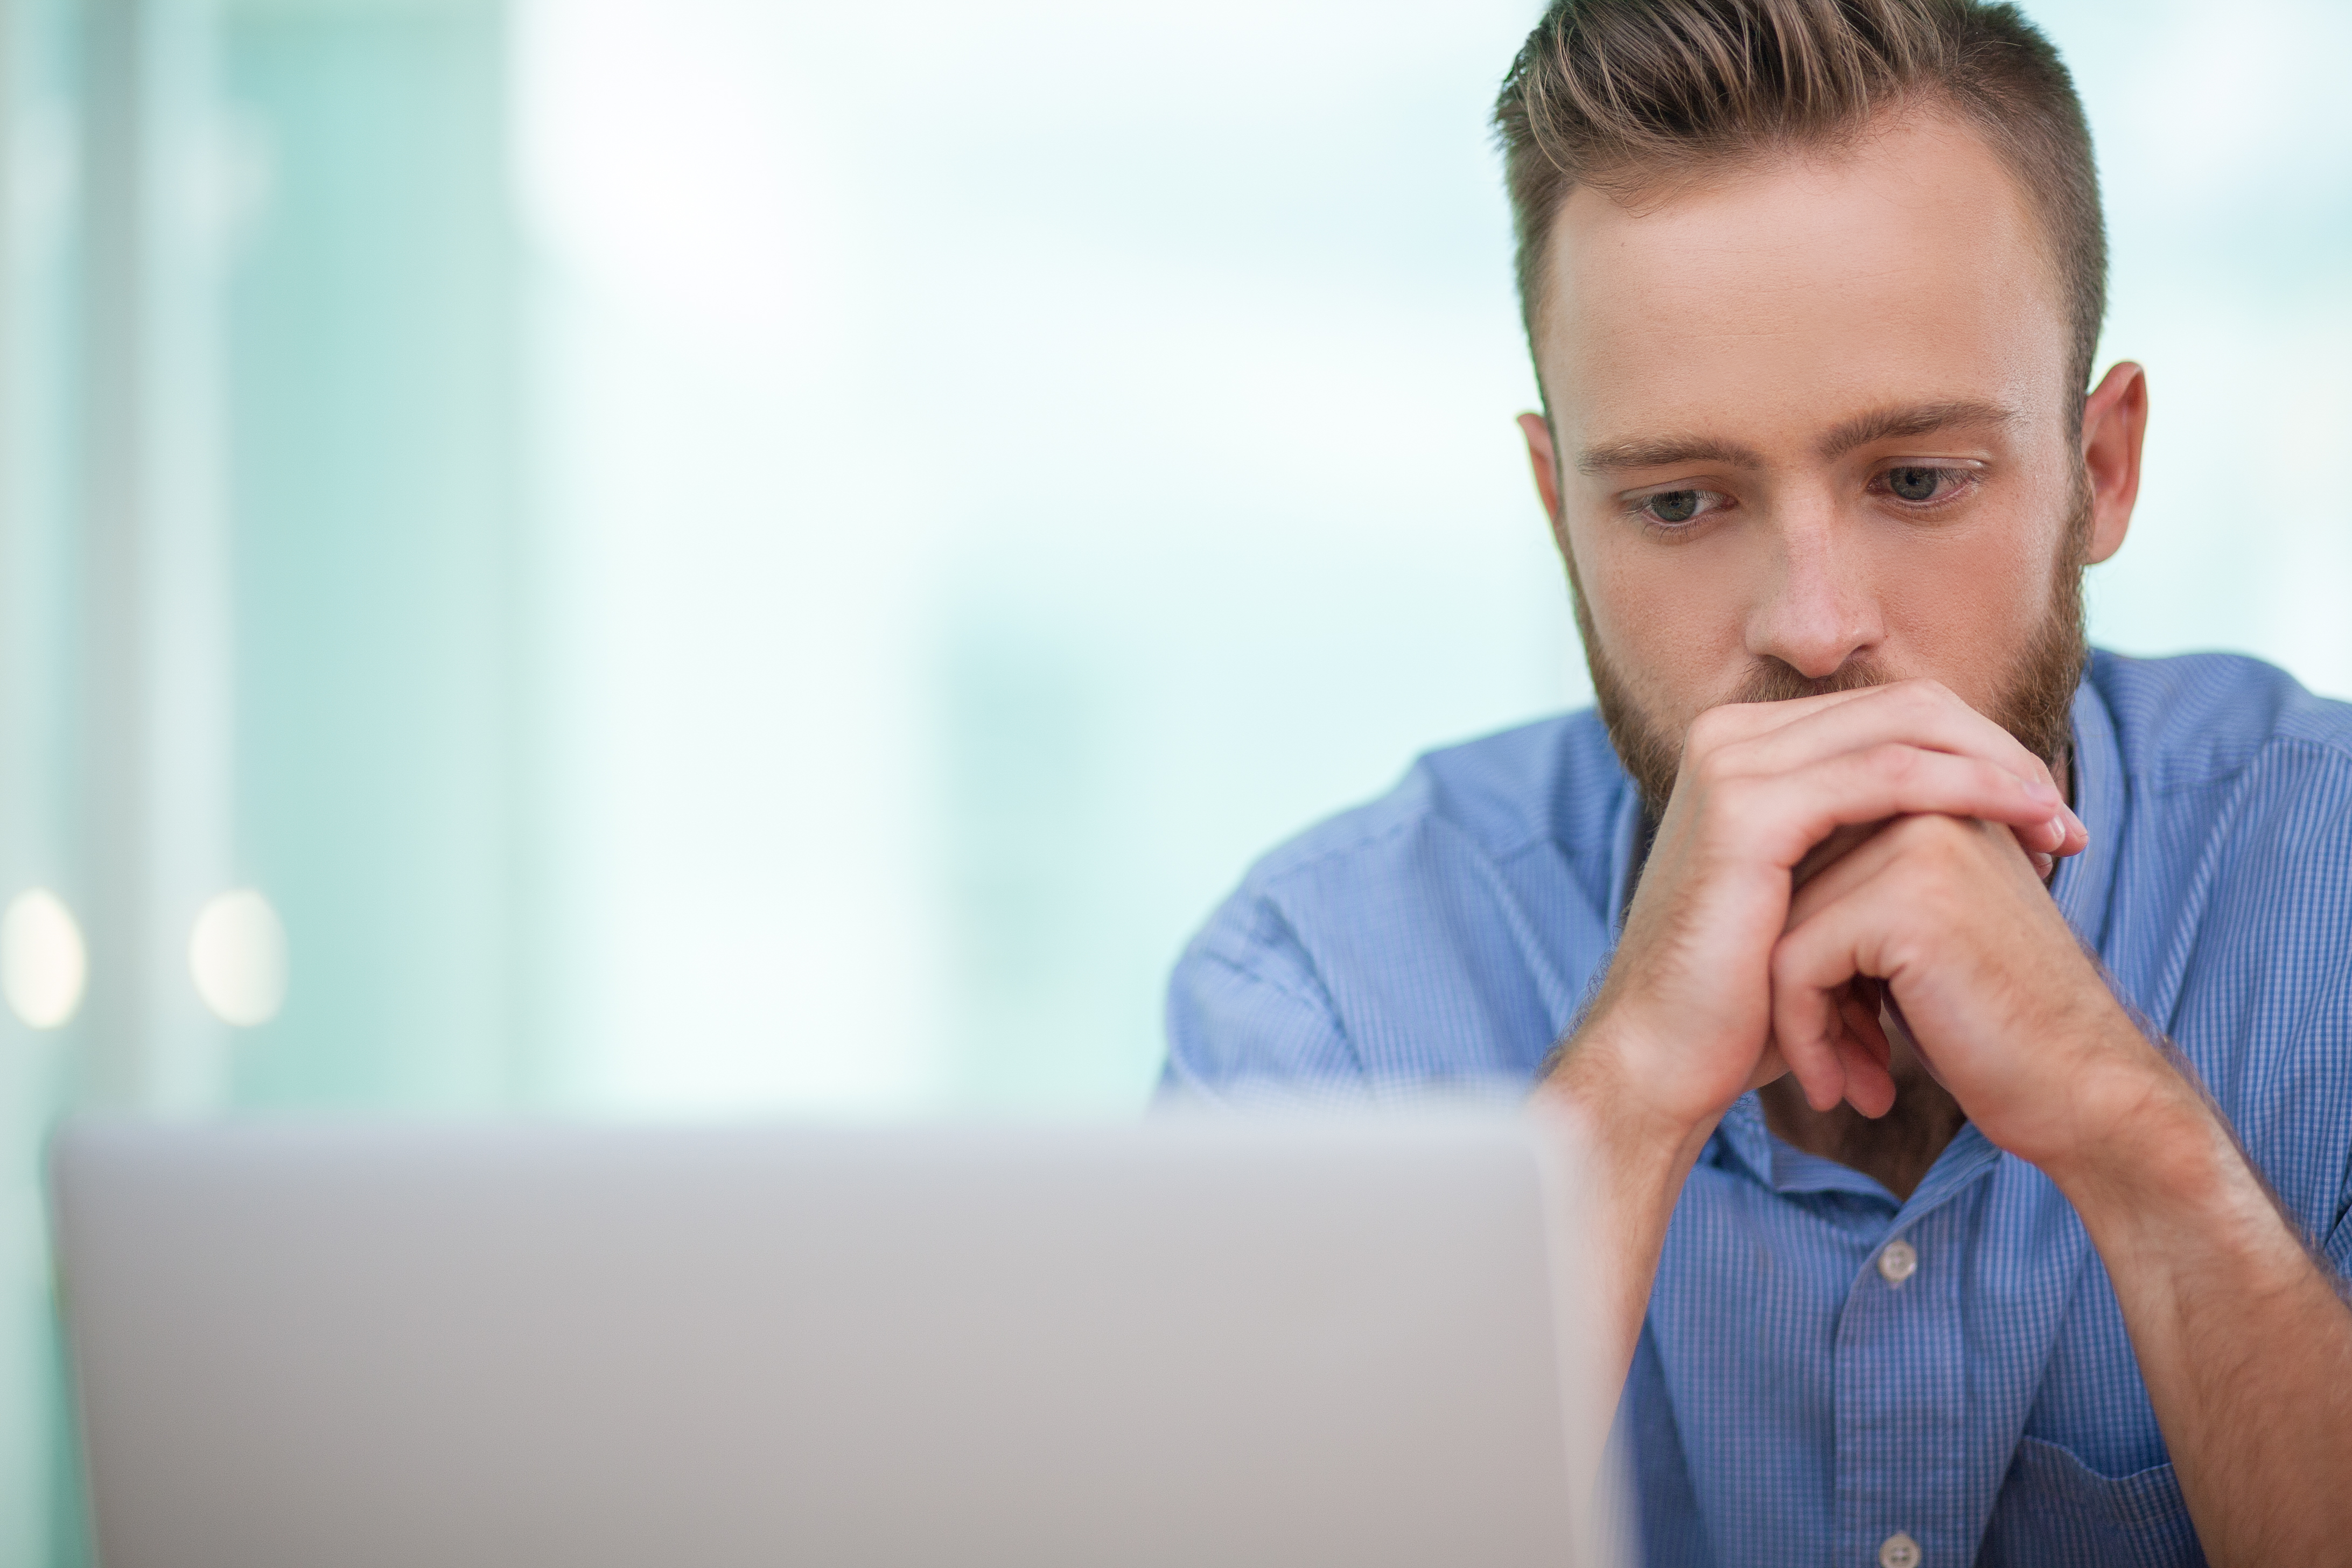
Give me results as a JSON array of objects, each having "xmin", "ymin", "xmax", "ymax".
[
  {"xmin": 1529, "ymin": 1026, "xmax": 1718, "ymax": 1403},
  {"xmin": 2048, "ymin": 1054, "xmax": 2352, "ymax": 1565}
]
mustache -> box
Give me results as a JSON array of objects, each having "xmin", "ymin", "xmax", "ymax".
[{"xmin": 1727, "ymin": 656, "xmax": 1893, "ymax": 706}]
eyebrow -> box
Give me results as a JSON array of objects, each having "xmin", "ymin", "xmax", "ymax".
[
  {"xmin": 1573, "ymin": 398, "xmax": 2022, "ymax": 480},
  {"xmin": 1574, "ymin": 435, "xmax": 1767, "ymax": 477},
  {"xmin": 1815, "ymin": 399, "xmax": 2019, "ymax": 460}
]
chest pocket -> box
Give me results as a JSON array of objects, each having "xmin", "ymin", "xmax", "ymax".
[{"xmin": 1975, "ymin": 1437, "xmax": 2204, "ymax": 1567}]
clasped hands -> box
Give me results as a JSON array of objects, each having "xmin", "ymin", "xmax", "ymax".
[{"xmin": 1567, "ymin": 678, "xmax": 2161, "ymax": 1177}]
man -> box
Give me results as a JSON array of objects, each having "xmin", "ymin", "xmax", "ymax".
[{"xmin": 1161, "ymin": 2, "xmax": 2352, "ymax": 1563}]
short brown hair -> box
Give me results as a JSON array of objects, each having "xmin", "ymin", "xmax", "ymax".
[{"xmin": 1494, "ymin": 0, "xmax": 2106, "ymax": 414}]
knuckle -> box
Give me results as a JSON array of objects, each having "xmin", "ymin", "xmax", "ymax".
[
  {"xmin": 1685, "ymin": 706, "xmax": 1733, "ymax": 752},
  {"xmin": 1895, "ymin": 814, "xmax": 1973, "ymax": 872},
  {"xmin": 1689, "ymin": 736, "xmax": 1747, "ymax": 789},
  {"xmin": 1971, "ymin": 756, "xmax": 2021, "ymax": 795},
  {"xmin": 1866, "ymin": 741, "xmax": 1922, "ymax": 784},
  {"xmin": 1896, "ymin": 809, "xmax": 1957, "ymax": 843},
  {"xmin": 1898, "ymin": 677, "xmax": 1969, "ymax": 731}
]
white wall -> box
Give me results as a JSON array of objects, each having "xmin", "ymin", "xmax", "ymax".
[{"xmin": 515, "ymin": 0, "xmax": 1576, "ymax": 1115}]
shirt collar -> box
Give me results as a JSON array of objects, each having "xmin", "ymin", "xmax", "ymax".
[
  {"xmin": 1603, "ymin": 782, "xmax": 1648, "ymax": 937},
  {"xmin": 2050, "ymin": 673, "xmax": 2125, "ymax": 954},
  {"xmin": 1710, "ymin": 1095, "xmax": 2006, "ymax": 1217}
]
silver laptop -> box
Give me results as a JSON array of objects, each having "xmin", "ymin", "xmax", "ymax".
[{"xmin": 51, "ymin": 1114, "xmax": 1613, "ymax": 1567}]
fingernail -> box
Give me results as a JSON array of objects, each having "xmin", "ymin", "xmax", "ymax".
[{"xmin": 2064, "ymin": 806, "xmax": 2087, "ymax": 836}]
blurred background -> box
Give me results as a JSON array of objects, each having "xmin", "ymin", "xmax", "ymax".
[{"xmin": 0, "ymin": 0, "xmax": 2346, "ymax": 1558}]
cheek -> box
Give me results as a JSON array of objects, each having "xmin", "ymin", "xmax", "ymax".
[
  {"xmin": 1877, "ymin": 522, "xmax": 2066, "ymax": 684},
  {"xmin": 1567, "ymin": 516, "xmax": 1752, "ymax": 698}
]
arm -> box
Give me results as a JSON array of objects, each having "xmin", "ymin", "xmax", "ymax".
[
  {"xmin": 2046, "ymin": 1044, "xmax": 2352, "ymax": 1563},
  {"xmin": 1770, "ymin": 810, "xmax": 2352, "ymax": 1561},
  {"xmin": 1528, "ymin": 1032, "xmax": 1720, "ymax": 1406}
]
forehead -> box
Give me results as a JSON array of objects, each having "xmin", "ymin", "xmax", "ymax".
[{"xmin": 1537, "ymin": 111, "xmax": 2070, "ymax": 451}]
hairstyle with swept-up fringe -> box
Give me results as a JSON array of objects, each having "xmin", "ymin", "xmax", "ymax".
[{"xmin": 1495, "ymin": 0, "xmax": 2106, "ymax": 421}]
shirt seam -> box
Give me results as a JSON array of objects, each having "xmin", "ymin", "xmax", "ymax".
[
  {"xmin": 1240, "ymin": 717, "xmax": 1614, "ymax": 899},
  {"xmin": 1192, "ymin": 911, "xmax": 1357, "ymax": 1051},
  {"xmin": 1243, "ymin": 789, "xmax": 1572, "ymax": 905}
]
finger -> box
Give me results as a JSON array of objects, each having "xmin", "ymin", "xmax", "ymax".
[
  {"xmin": 1792, "ymin": 820, "xmax": 1889, "ymax": 891},
  {"xmin": 1699, "ymin": 681, "xmax": 2089, "ymax": 858},
  {"xmin": 1804, "ymin": 984, "xmax": 1897, "ymax": 1118},
  {"xmin": 1754, "ymin": 1003, "xmax": 1893, "ymax": 1116},
  {"xmin": 1792, "ymin": 812, "xmax": 2063, "ymax": 906},
  {"xmin": 1775, "ymin": 1002, "xmax": 1851, "ymax": 1113},
  {"xmin": 1879, "ymin": 994, "xmax": 1946, "ymax": 1092},
  {"xmin": 1725, "ymin": 680, "xmax": 2057, "ymax": 799},
  {"xmin": 1785, "ymin": 813, "xmax": 2042, "ymax": 931},
  {"xmin": 1834, "ymin": 1028, "xmax": 1897, "ymax": 1118},
  {"xmin": 1732, "ymin": 746, "xmax": 2077, "ymax": 871},
  {"xmin": 1797, "ymin": 814, "xmax": 2076, "ymax": 887},
  {"xmin": 1669, "ymin": 680, "xmax": 1906, "ymax": 748},
  {"xmin": 1770, "ymin": 878, "xmax": 1916, "ymax": 1112},
  {"xmin": 1837, "ymin": 980, "xmax": 1893, "ymax": 1072}
]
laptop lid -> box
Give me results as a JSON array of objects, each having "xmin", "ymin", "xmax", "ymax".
[{"xmin": 52, "ymin": 1115, "xmax": 1602, "ymax": 1568}]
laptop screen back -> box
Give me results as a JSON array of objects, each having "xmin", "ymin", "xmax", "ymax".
[{"xmin": 53, "ymin": 1116, "xmax": 1596, "ymax": 1568}]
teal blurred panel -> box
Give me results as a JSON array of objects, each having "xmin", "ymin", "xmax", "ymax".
[
  {"xmin": 940, "ymin": 618, "xmax": 1137, "ymax": 1107},
  {"xmin": 2, "ymin": 0, "xmax": 89, "ymax": 1557},
  {"xmin": 218, "ymin": 0, "xmax": 521, "ymax": 1108},
  {"xmin": 3, "ymin": 0, "xmax": 89, "ymax": 1555}
]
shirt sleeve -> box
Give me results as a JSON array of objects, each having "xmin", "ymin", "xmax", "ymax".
[{"xmin": 1159, "ymin": 892, "xmax": 1366, "ymax": 1106}]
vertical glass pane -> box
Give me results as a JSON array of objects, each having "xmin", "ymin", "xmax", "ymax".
[
  {"xmin": 0, "ymin": 0, "xmax": 81, "ymax": 1557},
  {"xmin": 218, "ymin": 0, "xmax": 520, "ymax": 1109}
]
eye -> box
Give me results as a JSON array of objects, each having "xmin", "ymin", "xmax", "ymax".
[
  {"xmin": 1881, "ymin": 465, "xmax": 1971, "ymax": 505},
  {"xmin": 1635, "ymin": 488, "xmax": 1726, "ymax": 527}
]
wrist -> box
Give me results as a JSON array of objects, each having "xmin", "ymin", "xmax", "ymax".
[
  {"xmin": 2037, "ymin": 1038, "xmax": 2272, "ymax": 1256},
  {"xmin": 1534, "ymin": 1014, "xmax": 1721, "ymax": 1185},
  {"xmin": 2039, "ymin": 1038, "xmax": 2324, "ymax": 1382}
]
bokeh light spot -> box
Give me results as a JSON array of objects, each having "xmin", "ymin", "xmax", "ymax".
[
  {"xmin": 188, "ymin": 889, "xmax": 289, "ymax": 1027},
  {"xmin": 1, "ymin": 889, "xmax": 89, "ymax": 1030}
]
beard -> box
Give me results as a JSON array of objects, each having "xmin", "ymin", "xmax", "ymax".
[{"xmin": 1570, "ymin": 485, "xmax": 2092, "ymax": 820}]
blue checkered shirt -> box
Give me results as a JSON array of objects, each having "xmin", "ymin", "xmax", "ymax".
[{"xmin": 1163, "ymin": 650, "xmax": 2352, "ymax": 1567}]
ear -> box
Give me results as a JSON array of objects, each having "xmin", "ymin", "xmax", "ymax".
[
  {"xmin": 1518, "ymin": 411, "xmax": 1565, "ymax": 529},
  {"xmin": 2080, "ymin": 362, "xmax": 2146, "ymax": 566}
]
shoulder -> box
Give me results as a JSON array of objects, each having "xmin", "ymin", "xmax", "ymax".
[
  {"xmin": 1166, "ymin": 709, "xmax": 1632, "ymax": 1096},
  {"xmin": 1228, "ymin": 707, "xmax": 1627, "ymax": 905},
  {"xmin": 2091, "ymin": 648, "xmax": 2352, "ymax": 794}
]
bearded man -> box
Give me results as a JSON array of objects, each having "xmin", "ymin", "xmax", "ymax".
[{"xmin": 1160, "ymin": 2, "xmax": 2352, "ymax": 1563}]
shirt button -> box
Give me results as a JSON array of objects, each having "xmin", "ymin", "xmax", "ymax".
[
  {"xmin": 1878, "ymin": 1237, "xmax": 1919, "ymax": 1286},
  {"xmin": 1879, "ymin": 1531, "xmax": 1923, "ymax": 1568}
]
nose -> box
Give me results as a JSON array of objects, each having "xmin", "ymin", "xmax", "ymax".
[{"xmin": 1742, "ymin": 501, "xmax": 1885, "ymax": 681}]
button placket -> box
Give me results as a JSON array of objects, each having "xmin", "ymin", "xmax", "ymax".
[{"xmin": 1835, "ymin": 1191, "xmax": 1982, "ymax": 1568}]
